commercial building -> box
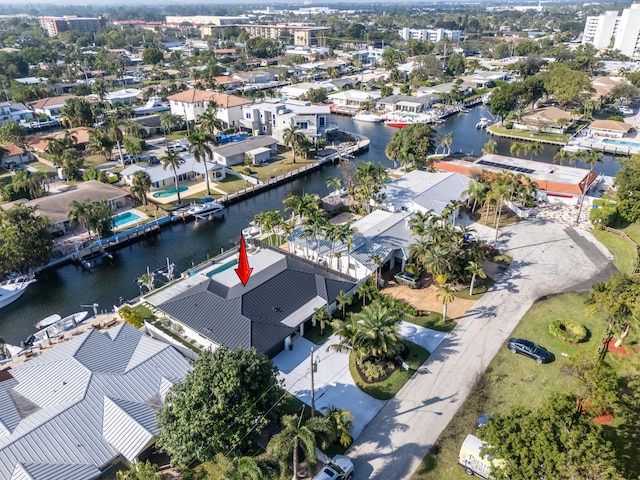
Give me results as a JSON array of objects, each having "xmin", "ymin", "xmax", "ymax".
[
  {"xmin": 38, "ymin": 15, "xmax": 105, "ymax": 36},
  {"xmin": 582, "ymin": 3, "xmax": 640, "ymax": 58},
  {"xmin": 166, "ymin": 15, "xmax": 250, "ymax": 26},
  {"xmin": 398, "ymin": 27, "xmax": 461, "ymax": 42}
]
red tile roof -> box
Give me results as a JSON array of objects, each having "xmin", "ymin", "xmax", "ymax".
[{"xmin": 167, "ymin": 89, "xmax": 252, "ymax": 108}]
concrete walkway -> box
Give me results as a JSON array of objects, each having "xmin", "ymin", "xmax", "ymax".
[{"xmin": 346, "ymin": 218, "xmax": 616, "ymax": 479}]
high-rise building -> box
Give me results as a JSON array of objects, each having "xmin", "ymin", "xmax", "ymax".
[
  {"xmin": 582, "ymin": 4, "xmax": 640, "ymax": 57},
  {"xmin": 38, "ymin": 15, "xmax": 105, "ymax": 36},
  {"xmin": 398, "ymin": 28, "xmax": 461, "ymax": 43}
]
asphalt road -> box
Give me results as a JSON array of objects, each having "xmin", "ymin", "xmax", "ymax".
[{"xmin": 346, "ymin": 218, "xmax": 616, "ymax": 479}]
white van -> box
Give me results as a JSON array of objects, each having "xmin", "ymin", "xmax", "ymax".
[{"xmin": 458, "ymin": 434, "xmax": 505, "ymax": 479}]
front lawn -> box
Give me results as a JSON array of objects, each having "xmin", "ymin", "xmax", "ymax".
[
  {"xmin": 350, "ymin": 339, "xmax": 430, "ymax": 400},
  {"xmin": 452, "ymin": 277, "xmax": 496, "ymax": 300},
  {"xmin": 404, "ymin": 311, "xmax": 456, "ymax": 332},
  {"xmin": 412, "ymin": 293, "xmax": 629, "ymax": 480},
  {"xmin": 213, "ymin": 175, "xmax": 252, "ymax": 194},
  {"xmin": 231, "ymin": 155, "xmax": 317, "ymax": 182},
  {"xmin": 304, "ymin": 322, "xmax": 335, "ymax": 345},
  {"xmin": 593, "ymin": 228, "xmax": 636, "ymax": 275}
]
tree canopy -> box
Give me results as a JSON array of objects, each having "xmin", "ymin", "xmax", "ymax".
[
  {"xmin": 385, "ymin": 123, "xmax": 436, "ymax": 169},
  {"xmin": 614, "ymin": 156, "xmax": 640, "ymax": 222},
  {"xmin": 157, "ymin": 346, "xmax": 283, "ymax": 469},
  {"xmin": 0, "ymin": 204, "xmax": 53, "ymax": 274}
]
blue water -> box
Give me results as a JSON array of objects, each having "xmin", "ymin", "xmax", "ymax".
[
  {"xmin": 206, "ymin": 259, "xmax": 238, "ymax": 277},
  {"xmin": 112, "ymin": 211, "xmax": 142, "ymax": 227},
  {"xmin": 152, "ymin": 185, "xmax": 189, "ymax": 198},
  {"xmin": 602, "ymin": 138, "xmax": 640, "ymax": 148}
]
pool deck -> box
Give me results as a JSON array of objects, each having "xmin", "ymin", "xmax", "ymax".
[
  {"xmin": 568, "ymin": 129, "xmax": 640, "ymax": 155},
  {"xmin": 113, "ymin": 209, "xmax": 149, "ymax": 231},
  {"xmin": 148, "ymin": 181, "xmax": 210, "ymax": 205}
]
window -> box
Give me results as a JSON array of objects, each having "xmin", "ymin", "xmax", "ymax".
[
  {"xmin": 297, "ymin": 121, "xmax": 308, "ymax": 130},
  {"xmin": 245, "ymin": 113, "xmax": 252, "ymax": 119},
  {"xmin": 319, "ymin": 116, "xmax": 326, "ymax": 128}
]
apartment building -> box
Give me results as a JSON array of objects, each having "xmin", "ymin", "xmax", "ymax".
[
  {"xmin": 241, "ymin": 25, "xmax": 329, "ymax": 47},
  {"xmin": 38, "ymin": 15, "xmax": 105, "ymax": 36},
  {"xmin": 165, "ymin": 15, "xmax": 250, "ymax": 26},
  {"xmin": 398, "ymin": 27, "xmax": 461, "ymax": 42},
  {"xmin": 582, "ymin": 3, "xmax": 640, "ymax": 57}
]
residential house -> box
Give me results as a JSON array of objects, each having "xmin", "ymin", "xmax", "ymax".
[
  {"xmin": 516, "ymin": 106, "xmax": 580, "ymax": 133},
  {"xmin": 591, "ymin": 76, "xmax": 627, "ymax": 99},
  {"xmin": 167, "ymin": 89, "xmax": 252, "ymax": 128},
  {"xmin": 0, "ymin": 145, "xmax": 31, "ymax": 169},
  {"xmin": 280, "ymin": 81, "xmax": 337, "ymax": 100},
  {"xmin": 416, "ymin": 82, "xmax": 473, "ymax": 98},
  {"xmin": 587, "ymin": 119, "xmax": 634, "ymax": 138},
  {"xmin": 327, "ymin": 90, "xmax": 381, "ymax": 110},
  {"xmin": 120, "ymin": 154, "xmax": 225, "ymax": 190},
  {"xmin": 376, "ymin": 94, "xmax": 436, "ymax": 114},
  {"xmin": 211, "ymin": 136, "xmax": 279, "ymax": 166},
  {"xmin": 27, "ymin": 127, "xmax": 95, "ymax": 153},
  {"xmin": 29, "ymin": 94, "xmax": 80, "ymax": 119},
  {"xmin": 459, "ymin": 71, "xmax": 508, "ymax": 88},
  {"xmin": 145, "ymin": 248, "xmax": 356, "ymax": 357},
  {"xmin": 105, "ymin": 88, "xmax": 143, "ymax": 105},
  {"xmin": 0, "ymin": 322, "xmax": 191, "ymax": 480},
  {"xmin": 0, "ymin": 101, "xmax": 33, "ymax": 125},
  {"xmin": 208, "ymin": 76, "xmax": 244, "ymax": 92}
]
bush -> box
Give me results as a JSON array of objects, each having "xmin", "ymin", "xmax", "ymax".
[
  {"xmin": 360, "ymin": 360, "xmax": 389, "ymax": 382},
  {"xmin": 549, "ymin": 318, "xmax": 588, "ymax": 343},
  {"xmin": 504, "ymin": 121, "xmax": 514, "ymax": 129},
  {"xmin": 589, "ymin": 199, "xmax": 620, "ymax": 227}
]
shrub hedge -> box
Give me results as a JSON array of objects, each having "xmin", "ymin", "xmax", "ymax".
[{"xmin": 549, "ymin": 318, "xmax": 588, "ymax": 343}]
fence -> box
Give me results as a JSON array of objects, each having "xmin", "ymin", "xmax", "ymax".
[{"xmin": 604, "ymin": 226, "xmax": 640, "ymax": 275}]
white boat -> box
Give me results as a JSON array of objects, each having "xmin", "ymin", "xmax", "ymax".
[
  {"xmin": 354, "ymin": 112, "xmax": 384, "ymax": 123},
  {"xmin": 187, "ymin": 198, "xmax": 225, "ymax": 216},
  {"xmin": 25, "ymin": 311, "xmax": 89, "ymax": 347},
  {"xmin": 562, "ymin": 145, "xmax": 590, "ymax": 153},
  {"xmin": 475, "ymin": 118, "xmax": 491, "ymax": 129},
  {"xmin": 134, "ymin": 96, "xmax": 170, "ymax": 116},
  {"xmin": 34, "ymin": 313, "xmax": 62, "ymax": 330},
  {"xmin": 0, "ymin": 274, "xmax": 36, "ymax": 309}
]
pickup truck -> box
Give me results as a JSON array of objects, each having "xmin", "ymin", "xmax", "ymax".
[{"xmin": 313, "ymin": 455, "xmax": 354, "ymax": 480}]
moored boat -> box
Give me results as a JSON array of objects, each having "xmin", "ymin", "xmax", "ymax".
[
  {"xmin": 34, "ymin": 313, "xmax": 62, "ymax": 330},
  {"xmin": 25, "ymin": 311, "xmax": 89, "ymax": 347},
  {"xmin": 0, "ymin": 274, "xmax": 36, "ymax": 309},
  {"xmin": 354, "ymin": 112, "xmax": 384, "ymax": 123},
  {"xmin": 187, "ymin": 198, "xmax": 225, "ymax": 216}
]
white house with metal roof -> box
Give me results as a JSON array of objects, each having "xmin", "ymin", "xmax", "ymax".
[{"xmin": 0, "ymin": 323, "xmax": 191, "ymax": 480}]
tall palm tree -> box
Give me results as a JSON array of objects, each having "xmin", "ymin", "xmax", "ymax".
[
  {"xmin": 104, "ymin": 117, "xmax": 125, "ymax": 169},
  {"xmin": 130, "ymin": 171, "xmax": 152, "ymax": 206},
  {"xmin": 322, "ymin": 406, "xmax": 354, "ymax": 448},
  {"xmin": 205, "ymin": 453, "xmax": 278, "ymax": 480},
  {"xmin": 336, "ymin": 290, "xmax": 352, "ymax": 319},
  {"xmin": 87, "ymin": 129, "xmax": 115, "ymax": 161},
  {"xmin": 466, "ymin": 261, "xmax": 486, "ymax": 295},
  {"xmin": 326, "ymin": 176, "xmax": 342, "ymax": 194},
  {"xmin": 282, "ymin": 124, "xmax": 304, "ymax": 164},
  {"xmin": 356, "ymin": 278, "xmax": 377, "ymax": 307},
  {"xmin": 528, "ymin": 141, "xmax": 543, "ymax": 160},
  {"xmin": 489, "ymin": 180, "xmax": 511, "ymax": 246},
  {"xmin": 123, "ymin": 119, "xmax": 146, "ymax": 138},
  {"xmin": 161, "ymin": 150, "xmax": 186, "ymax": 204},
  {"xmin": 198, "ymin": 106, "xmax": 223, "ymax": 136},
  {"xmin": 437, "ymin": 284, "xmax": 455, "ymax": 322},
  {"xmin": 481, "ymin": 140, "xmax": 497, "ymax": 155},
  {"xmin": 267, "ymin": 413, "xmax": 331, "ymax": 480},
  {"xmin": 575, "ymin": 149, "xmax": 603, "ymax": 224},
  {"xmin": 438, "ymin": 131, "xmax": 453, "ymax": 156},
  {"xmin": 553, "ymin": 148, "xmax": 572, "ymax": 166},
  {"xmin": 159, "ymin": 112, "xmax": 184, "ymax": 138},
  {"xmin": 509, "ymin": 141, "xmax": 526, "ymax": 158},
  {"xmin": 188, "ymin": 131, "xmax": 214, "ymax": 195},
  {"xmin": 68, "ymin": 199, "xmax": 93, "ymax": 239},
  {"xmin": 312, "ymin": 306, "xmax": 331, "ymax": 336}
]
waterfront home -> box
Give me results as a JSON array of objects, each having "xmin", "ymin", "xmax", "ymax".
[
  {"xmin": 211, "ymin": 136, "xmax": 278, "ymax": 166},
  {"xmin": 587, "ymin": 119, "xmax": 633, "ymax": 138},
  {"xmin": 459, "ymin": 71, "xmax": 508, "ymax": 88},
  {"xmin": 27, "ymin": 126, "xmax": 95, "ymax": 152},
  {"xmin": 0, "ymin": 322, "xmax": 191, "ymax": 480},
  {"xmin": 416, "ymin": 82, "xmax": 473, "ymax": 98},
  {"xmin": 434, "ymin": 154, "xmax": 598, "ymax": 202},
  {"xmin": 104, "ymin": 88, "xmax": 143, "ymax": 105},
  {"xmin": 0, "ymin": 144, "xmax": 31, "ymax": 169},
  {"xmin": 167, "ymin": 89, "xmax": 252, "ymax": 129},
  {"xmin": 516, "ymin": 106, "xmax": 579, "ymax": 134},
  {"xmin": 120, "ymin": 155, "xmax": 225, "ymax": 190},
  {"xmin": 327, "ymin": 90, "xmax": 381, "ymax": 110},
  {"xmin": 376, "ymin": 94, "xmax": 436, "ymax": 114},
  {"xmin": 280, "ymin": 82, "xmax": 338, "ymax": 100},
  {"xmin": 0, "ymin": 180, "xmax": 129, "ymax": 235},
  {"xmin": 145, "ymin": 248, "xmax": 356, "ymax": 357},
  {"xmin": 28, "ymin": 94, "xmax": 89, "ymax": 120},
  {"xmin": 0, "ymin": 101, "xmax": 33, "ymax": 125}
]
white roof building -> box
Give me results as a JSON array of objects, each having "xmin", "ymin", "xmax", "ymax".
[{"xmin": 0, "ymin": 323, "xmax": 191, "ymax": 480}]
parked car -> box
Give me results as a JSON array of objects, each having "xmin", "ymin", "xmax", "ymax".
[
  {"xmin": 166, "ymin": 144, "xmax": 187, "ymax": 153},
  {"xmin": 619, "ymin": 105, "xmax": 633, "ymax": 115},
  {"xmin": 394, "ymin": 271, "xmax": 421, "ymax": 289},
  {"xmin": 507, "ymin": 338, "xmax": 552, "ymax": 364},
  {"xmin": 148, "ymin": 155, "xmax": 160, "ymax": 165},
  {"xmin": 313, "ymin": 455, "xmax": 354, "ymax": 480}
]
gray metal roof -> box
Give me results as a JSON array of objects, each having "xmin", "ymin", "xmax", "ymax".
[
  {"xmin": 213, "ymin": 136, "xmax": 278, "ymax": 159},
  {"xmin": 155, "ymin": 252, "xmax": 354, "ymax": 355},
  {"xmin": 0, "ymin": 323, "xmax": 191, "ymax": 480}
]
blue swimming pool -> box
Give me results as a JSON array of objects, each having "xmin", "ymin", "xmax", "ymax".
[
  {"xmin": 206, "ymin": 259, "xmax": 238, "ymax": 278},
  {"xmin": 113, "ymin": 211, "xmax": 142, "ymax": 228},
  {"xmin": 152, "ymin": 185, "xmax": 189, "ymax": 198},
  {"xmin": 602, "ymin": 138, "xmax": 640, "ymax": 149}
]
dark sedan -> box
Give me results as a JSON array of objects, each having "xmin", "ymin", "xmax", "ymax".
[{"xmin": 508, "ymin": 338, "xmax": 552, "ymax": 364}]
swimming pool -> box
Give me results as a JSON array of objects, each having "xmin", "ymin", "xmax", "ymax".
[
  {"xmin": 602, "ymin": 138, "xmax": 640, "ymax": 149},
  {"xmin": 206, "ymin": 259, "xmax": 238, "ymax": 278},
  {"xmin": 112, "ymin": 211, "xmax": 142, "ymax": 228},
  {"xmin": 152, "ymin": 185, "xmax": 189, "ymax": 198}
]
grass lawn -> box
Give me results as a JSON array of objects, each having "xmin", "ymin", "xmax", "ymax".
[
  {"xmin": 213, "ymin": 176, "xmax": 252, "ymax": 194},
  {"xmin": 412, "ymin": 292, "xmax": 633, "ymax": 480},
  {"xmin": 593, "ymin": 228, "xmax": 636, "ymax": 275},
  {"xmin": 350, "ymin": 339, "xmax": 430, "ymax": 400},
  {"xmin": 468, "ymin": 207, "xmax": 519, "ymax": 229},
  {"xmin": 487, "ymin": 125, "xmax": 571, "ymax": 144},
  {"xmin": 83, "ymin": 154, "xmax": 107, "ymax": 168},
  {"xmin": 30, "ymin": 162, "xmax": 57, "ymax": 174},
  {"xmin": 304, "ymin": 322, "xmax": 336, "ymax": 345},
  {"xmin": 231, "ymin": 155, "xmax": 317, "ymax": 182},
  {"xmin": 404, "ymin": 311, "xmax": 456, "ymax": 332},
  {"xmin": 453, "ymin": 277, "xmax": 496, "ymax": 301}
]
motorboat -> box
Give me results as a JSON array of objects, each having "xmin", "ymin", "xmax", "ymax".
[
  {"xmin": 134, "ymin": 96, "xmax": 170, "ymax": 116},
  {"xmin": 475, "ymin": 118, "xmax": 491, "ymax": 129},
  {"xmin": 384, "ymin": 113, "xmax": 431, "ymax": 128},
  {"xmin": 34, "ymin": 313, "xmax": 62, "ymax": 330},
  {"xmin": 354, "ymin": 112, "xmax": 384, "ymax": 123},
  {"xmin": 187, "ymin": 198, "xmax": 225, "ymax": 216},
  {"xmin": 25, "ymin": 311, "xmax": 89, "ymax": 347},
  {"xmin": 0, "ymin": 274, "xmax": 36, "ymax": 309}
]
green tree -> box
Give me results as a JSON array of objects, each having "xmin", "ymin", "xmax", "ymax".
[
  {"xmin": 193, "ymin": 453, "xmax": 278, "ymax": 480},
  {"xmin": 0, "ymin": 204, "xmax": 53, "ymax": 274},
  {"xmin": 142, "ymin": 44, "xmax": 165, "ymax": 65},
  {"xmin": 614, "ymin": 155, "xmax": 640, "ymax": 222},
  {"xmin": 160, "ymin": 150, "xmax": 186, "ymax": 204},
  {"xmin": 198, "ymin": 105, "xmax": 223, "ymax": 136},
  {"xmin": 466, "ymin": 261, "xmax": 486, "ymax": 295},
  {"xmin": 188, "ymin": 131, "xmax": 214, "ymax": 195},
  {"xmin": 116, "ymin": 460, "xmax": 160, "ymax": 480},
  {"xmin": 159, "ymin": 112, "xmax": 184, "ymax": 137},
  {"xmin": 105, "ymin": 117, "xmax": 126, "ymax": 168},
  {"xmin": 437, "ymin": 284, "xmax": 455, "ymax": 321},
  {"xmin": 481, "ymin": 140, "xmax": 497, "ymax": 155},
  {"xmin": 157, "ymin": 347, "xmax": 283, "ymax": 469},
  {"xmin": 130, "ymin": 170, "xmax": 152, "ymax": 206},
  {"xmin": 322, "ymin": 405, "xmax": 354, "ymax": 448},
  {"xmin": 87, "ymin": 128, "xmax": 115, "ymax": 161},
  {"xmin": 59, "ymin": 98, "xmax": 94, "ymax": 127},
  {"xmin": 544, "ymin": 63, "xmax": 592, "ymax": 107},
  {"xmin": 312, "ymin": 305, "xmax": 331, "ymax": 336},
  {"xmin": 282, "ymin": 124, "xmax": 305, "ymax": 164},
  {"xmin": 60, "ymin": 148, "xmax": 84, "ymax": 180},
  {"xmin": 561, "ymin": 354, "xmax": 619, "ymax": 417},
  {"xmin": 336, "ymin": 289, "xmax": 352, "ymax": 319},
  {"xmin": 0, "ymin": 121, "xmax": 26, "ymax": 146}
]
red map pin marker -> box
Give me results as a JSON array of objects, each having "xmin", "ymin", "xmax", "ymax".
[{"xmin": 235, "ymin": 233, "xmax": 253, "ymax": 286}]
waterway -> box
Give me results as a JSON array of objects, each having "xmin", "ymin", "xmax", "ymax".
[{"xmin": 0, "ymin": 106, "xmax": 621, "ymax": 344}]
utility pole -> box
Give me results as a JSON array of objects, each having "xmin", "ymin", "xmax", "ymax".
[{"xmin": 310, "ymin": 347, "xmax": 316, "ymax": 417}]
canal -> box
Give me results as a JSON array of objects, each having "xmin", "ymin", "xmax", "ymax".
[{"xmin": 0, "ymin": 106, "xmax": 621, "ymax": 344}]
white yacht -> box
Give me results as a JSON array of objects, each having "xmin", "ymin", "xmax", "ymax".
[
  {"xmin": 134, "ymin": 96, "xmax": 170, "ymax": 116},
  {"xmin": 354, "ymin": 112, "xmax": 384, "ymax": 123},
  {"xmin": 187, "ymin": 198, "xmax": 225, "ymax": 217},
  {"xmin": 0, "ymin": 274, "xmax": 36, "ymax": 309}
]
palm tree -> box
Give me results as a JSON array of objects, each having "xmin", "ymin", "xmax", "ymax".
[
  {"xmin": 356, "ymin": 278, "xmax": 377, "ymax": 307},
  {"xmin": 481, "ymin": 140, "xmax": 497, "ymax": 155},
  {"xmin": 463, "ymin": 179, "xmax": 488, "ymax": 214},
  {"xmin": 369, "ymin": 254, "xmax": 384, "ymax": 286},
  {"xmin": 123, "ymin": 119, "xmax": 146, "ymax": 139},
  {"xmin": 159, "ymin": 112, "xmax": 184, "ymax": 138},
  {"xmin": 161, "ymin": 150, "xmax": 186, "ymax": 204},
  {"xmin": 130, "ymin": 171, "xmax": 152, "ymax": 206},
  {"xmin": 467, "ymin": 261, "xmax": 486, "ymax": 295},
  {"xmin": 336, "ymin": 290, "xmax": 352, "ymax": 319},
  {"xmin": 322, "ymin": 406, "xmax": 354, "ymax": 448},
  {"xmin": 528, "ymin": 141, "xmax": 543, "ymax": 160},
  {"xmin": 509, "ymin": 141, "xmax": 526, "ymax": 157},
  {"xmin": 204, "ymin": 453, "xmax": 278, "ymax": 480},
  {"xmin": 198, "ymin": 106, "xmax": 223, "ymax": 136},
  {"xmin": 86, "ymin": 129, "xmax": 115, "ymax": 161},
  {"xmin": 326, "ymin": 176, "xmax": 342, "ymax": 195},
  {"xmin": 437, "ymin": 284, "xmax": 455, "ymax": 322},
  {"xmin": 312, "ymin": 306, "xmax": 331, "ymax": 336},
  {"xmin": 282, "ymin": 124, "xmax": 304, "ymax": 164},
  {"xmin": 553, "ymin": 148, "xmax": 572, "ymax": 166},
  {"xmin": 267, "ymin": 413, "xmax": 331, "ymax": 480},
  {"xmin": 489, "ymin": 181, "xmax": 511, "ymax": 246},
  {"xmin": 188, "ymin": 131, "xmax": 214, "ymax": 195},
  {"xmin": 68, "ymin": 199, "xmax": 93, "ymax": 239},
  {"xmin": 575, "ymin": 149, "xmax": 603, "ymax": 224},
  {"xmin": 104, "ymin": 117, "xmax": 125, "ymax": 169},
  {"xmin": 439, "ymin": 131, "xmax": 453, "ymax": 156}
]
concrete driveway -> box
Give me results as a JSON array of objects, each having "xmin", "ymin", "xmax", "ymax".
[{"xmin": 346, "ymin": 218, "xmax": 616, "ymax": 479}]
